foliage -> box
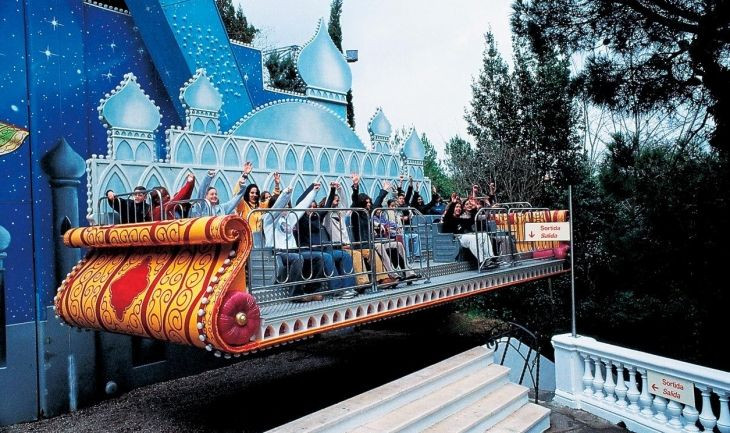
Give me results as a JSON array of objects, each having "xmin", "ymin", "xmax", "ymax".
[
  {"xmin": 511, "ymin": 0, "xmax": 730, "ymax": 153},
  {"xmin": 421, "ymin": 134, "xmax": 454, "ymax": 195},
  {"xmin": 264, "ymin": 51, "xmax": 306, "ymax": 93},
  {"xmin": 455, "ymin": 31, "xmax": 581, "ymax": 205},
  {"xmin": 328, "ymin": 0, "xmax": 356, "ymax": 128},
  {"xmin": 215, "ymin": 0, "xmax": 258, "ymax": 44}
]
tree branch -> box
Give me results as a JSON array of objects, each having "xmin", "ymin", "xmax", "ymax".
[{"xmin": 609, "ymin": 0, "xmax": 699, "ymax": 34}]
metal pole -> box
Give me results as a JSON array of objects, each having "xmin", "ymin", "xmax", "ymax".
[{"xmin": 569, "ymin": 185, "xmax": 577, "ymax": 337}]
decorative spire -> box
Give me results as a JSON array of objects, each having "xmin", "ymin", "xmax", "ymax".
[
  {"xmin": 41, "ymin": 137, "xmax": 86, "ymax": 180},
  {"xmin": 367, "ymin": 107, "xmax": 392, "ymax": 140},
  {"xmin": 296, "ymin": 19, "xmax": 352, "ymax": 94},
  {"xmin": 180, "ymin": 68, "xmax": 223, "ymax": 113},
  {"xmin": 97, "ymin": 73, "xmax": 161, "ymax": 131},
  {"xmin": 402, "ymin": 127, "xmax": 425, "ymax": 161}
]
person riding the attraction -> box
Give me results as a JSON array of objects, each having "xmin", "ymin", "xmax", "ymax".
[
  {"xmin": 263, "ymin": 181, "xmax": 323, "ymax": 302},
  {"xmin": 149, "ymin": 172, "xmax": 196, "ymax": 221},
  {"xmin": 231, "ymin": 162, "xmax": 281, "ymax": 233},
  {"xmin": 106, "ymin": 185, "xmax": 151, "ymax": 224},
  {"xmin": 193, "ymin": 169, "xmax": 247, "ymax": 217},
  {"xmin": 295, "ymin": 181, "xmax": 357, "ymax": 296},
  {"xmin": 387, "ymin": 198, "xmax": 422, "ymax": 261},
  {"xmin": 321, "ymin": 182, "xmax": 373, "ymax": 296},
  {"xmin": 350, "ymin": 174, "xmax": 416, "ymax": 285},
  {"xmin": 443, "ymin": 198, "xmax": 496, "ymax": 266}
]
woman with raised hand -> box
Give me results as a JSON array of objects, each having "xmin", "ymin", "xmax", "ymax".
[
  {"xmin": 193, "ymin": 169, "xmax": 247, "ymax": 217},
  {"xmin": 230, "ymin": 162, "xmax": 281, "ymax": 233},
  {"xmin": 149, "ymin": 172, "xmax": 195, "ymax": 221}
]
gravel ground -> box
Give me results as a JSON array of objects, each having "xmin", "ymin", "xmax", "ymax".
[{"xmin": 1, "ymin": 310, "xmax": 625, "ymax": 433}]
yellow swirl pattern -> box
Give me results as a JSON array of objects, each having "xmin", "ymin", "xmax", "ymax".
[{"xmin": 54, "ymin": 216, "xmax": 254, "ymax": 353}]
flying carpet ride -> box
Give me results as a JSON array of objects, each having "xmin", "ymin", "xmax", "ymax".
[{"xmin": 53, "ymin": 215, "xmax": 260, "ymax": 355}]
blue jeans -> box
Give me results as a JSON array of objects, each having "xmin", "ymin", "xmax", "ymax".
[
  {"xmin": 308, "ymin": 249, "xmax": 357, "ymax": 291},
  {"xmin": 402, "ymin": 233, "xmax": 421, "ymax": 259},
  {"xmin": 276, "ymin": 252, "xmax": 325, "ymax": 296}
]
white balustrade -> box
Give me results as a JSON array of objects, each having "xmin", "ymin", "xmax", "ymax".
[{"xmin": 553, "ymin": 334, "xmax": 730, "ymax": 433}]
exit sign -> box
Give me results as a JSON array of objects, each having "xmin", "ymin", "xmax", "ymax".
[
  {"xmin": 524, "ymin": 222, "xmax": 571, "ymax": 241},
  {"xmin": 647, "ymin": 371, "xmax": 695, "ymax": 407}
]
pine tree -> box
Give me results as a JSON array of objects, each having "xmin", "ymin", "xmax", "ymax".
[
  {"xmin": 328, "ymin": 0, "xmax": 355, "ymax": 128},
  {"xmin": 264, "ymin": 51, "xmax": 306, "ymax": 93},
  {"xmin": 215, "ymin": 0, "xmax": 258, "ymax": 44}
]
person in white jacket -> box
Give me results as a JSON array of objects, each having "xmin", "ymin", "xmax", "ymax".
[
  {"xmin": 262, "ymin": 181, "xmax": 322, "ymax": 302},
  {"xmin": 192, "ymin": 169, "xmax": 247, "ymax": 217}
]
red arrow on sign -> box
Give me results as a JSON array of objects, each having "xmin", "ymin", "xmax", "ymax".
[
  {"xmin": 529, "ymin": 231, "xmax": 535, "ymax": 238},
  {"xmin": 652, "ymin": 384, "xmax": 658, "ymax": 391}
]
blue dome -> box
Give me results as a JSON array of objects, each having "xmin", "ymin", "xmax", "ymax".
[
  {"xmin": 230, "ymin": 100, "xmax": 365, "ymax": 150},
  {"xmin": 40, "ymin": 137, "xmax": 86, "ymax": 179},
  {"xmin": 368, "ymin": 107, "xmax": 392, "ymax": 138},
  {"xmin": 180, "ymin": 69, "xmax": 223, "ymax": 112},
  {"xmin": 0, "ymin": 224, "xmax": 10, "ymax": 252},
  {"xmin": 403, "ymin": 128, "xmax": 425, "ymax": 160},
  {"xmin": 297, "ymin": 19, "xmax": 352, "ymax": 93},
  {"xmin": 98, "ymin": 73, "xmax": 161, "ymax": 131}
]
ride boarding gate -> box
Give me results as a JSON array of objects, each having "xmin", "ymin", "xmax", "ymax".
[{"xmin": 57, "ymin": 196, "xmax": 569, "ymax": 360}]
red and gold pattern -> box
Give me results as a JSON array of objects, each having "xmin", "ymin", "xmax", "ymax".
[
  {"xmin": 494, "ymin": 210, "xmax": 569, "ymax": 253},
  {"xmin": 63, "ymin": 215, "xmax": 248, "ymax": 248},
  {"xmin": 54, "ymin": 216, "xmax": 257, "ymax": 354}
]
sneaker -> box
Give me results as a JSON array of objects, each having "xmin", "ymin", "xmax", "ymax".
[
  {"xmin": 378, "ymin": 277, "xmax": 399, "ymax": 289},
  {"xmin": 335, "ymin": 289, "xmax": 358, "ymax": 299}
]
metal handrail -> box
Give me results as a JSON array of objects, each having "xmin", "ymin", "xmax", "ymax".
[
  {"xmin": 486, "ymin": 321, "xmax": 542, "ymax": 404},
  {"xmin": 473, "ymin": 207, "xmax": 513, "ymax": 271}
]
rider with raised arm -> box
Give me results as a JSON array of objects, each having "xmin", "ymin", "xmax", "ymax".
[
  {"xmin": 149, "ymin": 172, "xmax": 195, "ymax": 221},
  {"xmin": 194, "ymin": 169, "xmax": 247, "ymax": 216}
]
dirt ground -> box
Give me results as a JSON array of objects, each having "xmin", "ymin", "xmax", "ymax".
[{"xmin": 3, "ymin": 308, "xmax": 503, "ymax": 433}]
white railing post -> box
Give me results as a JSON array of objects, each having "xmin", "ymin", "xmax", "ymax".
[
  {"xmin": 627, "ymin": 365, "xmax": 641, "ymax": 413},
  {"xmin": 666, "ymin": 400, "xmax": 682, "ymax": 430},
  {"xmin": 717, "ymin": 389, "xmax": 730, "ymax": 433},
  {"xmin": 698, "ymin": 385, "xmax": 717, "ymax": 432},
  {"xmin": 615, "ymin": 363, "xmax": 628, "ymax": 408},
  {"xmin": 653, "ymin": 395, "xmax": 669, "ymax": 424},
  {"xmin": 582, "ymin": 352, "xmax": 594, "ymax": 396},
  {"xmin": 592, "ymin": 356, "xmax": 605, "ymax": 399},
  {"xmin": 682, "ymin": 402, "xmax": 700, "ymax": 433},
  {"xmin": 639, "ymin": 368, "xmax": 654, "ymax": 417},
  {"xmin": 603, "ymin": 358, "xmax": 617, "ymax": 403}
]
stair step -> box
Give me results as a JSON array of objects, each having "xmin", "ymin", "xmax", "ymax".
[
  {"xmin": 350, "ymin": 364, "xmax": 510, "ymax": 433},
  {"xmin": 423, "ymin": 383, "xmax": 528, "ymax": 433},
  {"xmin": 485, "ymin": 403, "xmax": 551, "ymax": 433},
  {"xmin": 268, "ymin": 346, "xmax": 495, "ymax": 433}
]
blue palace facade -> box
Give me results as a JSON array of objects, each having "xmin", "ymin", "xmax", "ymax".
[{"xmin": 0, "ymin": 0, "xmax": 431, "ymax": 424}]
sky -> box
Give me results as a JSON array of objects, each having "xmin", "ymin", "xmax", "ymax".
[{"xmin": 237, "ymin": 0, "xmax": 515, "ymax": 158}]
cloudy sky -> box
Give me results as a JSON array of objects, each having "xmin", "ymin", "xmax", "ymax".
[{"xmin": 237, "ymin": 0, "xmax": 514, "ymax": 157}]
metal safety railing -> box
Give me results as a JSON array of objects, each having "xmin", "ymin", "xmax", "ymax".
[
  {"xmin": 473, "ymin": 207, "xmax": 516, "ymax": 271},
  {"xmin": 96, "ymin": 189, "xmax": 219, "ymax": 225},
  {"xmin": 245, "ymin": 205, "xmax": 432, "ymax": 305}
]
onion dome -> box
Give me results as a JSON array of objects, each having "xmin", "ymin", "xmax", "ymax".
[
  {"xmin": 229, "ymin": 100, "xmax": 365, "ymax": 150},
  {"xmin": 0, "ymin": 224, "xmax": 10, "ymax": 253},
  {"xmin": 296, "ymin": 19, "xmax": 352, "ymax": 93},
  {"xmin": 98, "ymin": 73, "xmax": 161, "ymax": 131},
  {"xmin": 40, "ymin": 137, "xmax": 86, "ymax": 180},
  {"xmin": 402, "ymin": 127, "xmax": 425, "ymax": 160},
  {"xmin": 368, "ymin": 107, "xmax": 392, "ymax": 140},
  {"xmin": 180, "ymin": 68, "xmax": 223, "ymax": 113}
]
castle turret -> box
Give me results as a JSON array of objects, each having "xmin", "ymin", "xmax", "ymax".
[{"xmin": 367, "ymin": 107, "xmax": 392, "ymax": 154}]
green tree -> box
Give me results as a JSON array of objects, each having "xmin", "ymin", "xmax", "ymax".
[
  {"xmin": 328, "ymin": 0, "xmax": 355, "ymax": 128},
  {"xmin": 215, "ymin": 0, "xmax": 258, "ymax": 44},
  {"xmin": 421, "ymin": 133, "xmax": 454, "ymax": 195},
  {"xmin": 264, "ymin": 51, "xmax": 306, "ymax": 93},
  {"xmin": 512, "ymin": 0, "xmax": 730, "ymax": 154}
]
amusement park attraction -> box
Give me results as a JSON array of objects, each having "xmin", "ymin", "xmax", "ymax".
[{"xmin": 0, "ymin": 0, "xmax": 569, "ymax": 425}]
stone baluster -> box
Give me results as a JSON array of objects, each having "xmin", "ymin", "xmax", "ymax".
[
  {"xmin": 653, "ymin": 395, "xmax": 669, "ymax": 424},
  {"xmin": 615, "ymin": 363, "xmax": 628, "ymax": 408},
  {"xmin": 681, "ymin": 402, "xmax": 699, "ymax": 433},
  {"xmin": 592, "ymin": 356, "xmax": 605, "ymax": 398},
  {"xmin": 697, "ymin": 385, "xmax": 716, "ymax": 432},
  {"xmin": 603, "ymin": 359, "xmax": 616, "ymax": 403},
  {"xmin": 638, "ymin": 368, "xmax": 654, "ymax": 417},
  {"xmin": 627, "ymin": 365, "xmax": 641, "ymax": 413},
  {"xmin": 666, "ymin": 400, "xmax": 682, "ymax": 430},
  {"xmin": 581, "ymin": 352, "xmax": 594, "ymax": 396},
  {"xmin": 717, "ymin": 390, "xmax": 730, "ymax": 433}
]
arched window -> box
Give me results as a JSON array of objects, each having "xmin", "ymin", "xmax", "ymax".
[
  {"xmin": 303, "ymin": 150, "xmax": 315, "ymax": 172},
  {"xmin": 245, "ymin": 146, "xmax": 259, "ymax": 167},
  {"xmin": 335, "ymin": 153, "xmax": 346, "ymax": 174},
  {"xmin": 201, "ymin": 140, "xmax": 217, "ymax": 165},
  {"xmin": 285, "ymin": 148, "xmax": 297, "ymax": 171},
  {"xmin": 265, "ymin": 147, "xmax": 279, "ymax": 170},
  {"xmin": 223, "ymin": 143, "xmax": 239, "ymax": 167},
  {"xmin": 319, "ymin": 152, "xmax": 331, "ymax": 173},
  {"xmin": 116, "ymin": 140, "xmax": 133, "ymax": 160},
  {"xmin": 135, "ymin": 142, "xmax": 152, "ymax": 161},
  {"xmin": 175, "ymin": 138, "xmax": 193, "ymax": 164}
]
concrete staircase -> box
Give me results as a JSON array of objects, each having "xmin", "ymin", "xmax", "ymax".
[{"xmin": 268, "ymin": 345, "xmax": 550, "ymax": 433}]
